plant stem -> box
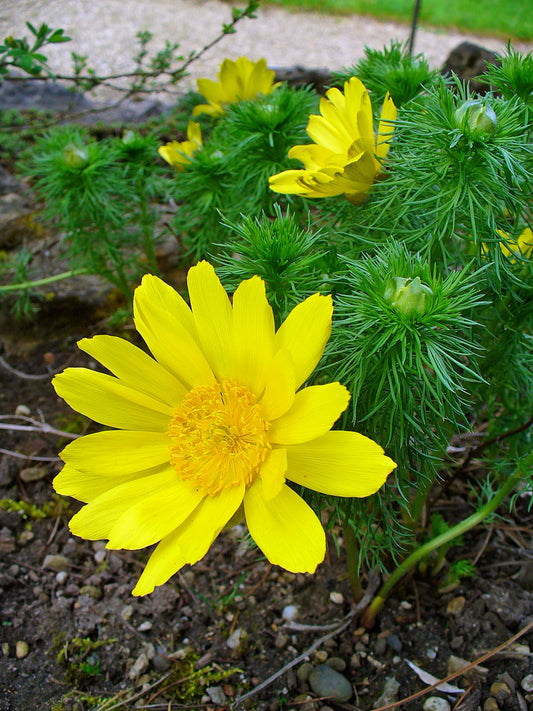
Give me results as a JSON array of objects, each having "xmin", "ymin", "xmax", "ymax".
[
  {"xmin": 361, "ymin": 451, "xmax": 533, "ymax": 628},
  {"xmin": 344, "ymin": 522, "xmax": 364, "ymax": 602},
  {"xmin": 0, "ymin": 269, "xmax": 87, "ymax": 293}
]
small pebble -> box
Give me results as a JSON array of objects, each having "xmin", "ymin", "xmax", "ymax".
[
  {"xmin": 483, "ymin": 698, "xmax": 499, "ymax": 711},
  {"xmin": 79, "ymin": 585, "xmax": 102, "ymax": 600},
  {"xmin": 425, "ymin": 646, "xmax": 438, "ymax": 660},
  {"xmin": 374, "ymin": 677, "xmax": 400, "ymax": 707},
  {"xmin": 326, "ymin": 657, "xmax": 347, "ymax": 672},
  {"xmin": 94, "ymin": 549, "xmax": 106, "ymax": 564},
  {"xmin": 423, "ymin": 697, "xmax": 451, "ymax": 711},
  {"xmin": 137, "ymin": 621, "xmax": 152, "ymax": 632},
  {"xmin": 8, "ymin": 564, "xmax": 19, "ymax": 576},
  {"xmin": 128, "ymin": 652, "xmax": 149, "ymax": 679},
  {"xmin": 42, "ymin": 554, "xmax": 69, "ymax": 572},
  {"xmin": 226, "ymin": 627, "xmax": 248, "ymax": 653},
  {"xmin": 19, "ymin": 466, "xmax": 47, "ymax": 482},
  {"xmin": 206, "ymin": 686, "xmax": 227, "ymax": 705},
  {"xmin": 309, "ymin": 663, "xmax": 353, "ymax": 702},
  {"xmin": 386, "ymin": 634, "xmax": 403, "ymax": 652},
  {"xmin": 1, "ymin": 643, "xmax": 9, "ymax": 656},
  {"xmin": 55, "ymin": 571, "xmax": 68, "ymax": 585},
  {"xmin": 521, "ymin": 674, "xmax": 533, "ymax": 693},
  {"xmin": 15, "ymin": 641, "xmax": 29, "ymax": 659},
  {"xmin": 282, "ymin": 604, "xmax": 298, "ymax": 622},
  {"xmin": 446, "ymin": 596, "xmax": 466, "ymax": 616},
  {"xmin": 121, "ymin": 604, "xmax": 134, "ymax": 621},
  {"xmin": 297, "ymin": 662, "xmax": 313, "ymax": 683},
  {"xmin": 315, "ymin": 649, "xmax": 328, "ymax": 663},
  {"xmin": 329, "ymin": 591, "xmax": 344, "ymax": 605},
  {"xmin": 15, "ymin": 405, "xmax": 30, "ymax": 416},
  {"xmin": 490, "ymin": 681, "xmax": 511, "ymax": 701}
]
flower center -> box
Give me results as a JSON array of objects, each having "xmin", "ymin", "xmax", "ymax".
[{"xmin": 168, "ymin": 378, "xmax": 270, "ymax": 496}]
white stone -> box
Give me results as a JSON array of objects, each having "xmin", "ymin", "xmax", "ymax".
[
  {"xmin": 282, "ymin": 605, "xmax": 298, "ymax": 622},
  {"xmin": 423, "ymin": 697, "xmax": 451, "ymax": 711}
]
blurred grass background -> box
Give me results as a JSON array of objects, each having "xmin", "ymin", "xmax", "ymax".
[{"xmin": 261, "ymin": 0, "xmax": 533, "ymax": 40}]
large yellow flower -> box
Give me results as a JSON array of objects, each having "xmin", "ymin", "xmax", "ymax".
[
  {"xmin": 192, "ymin": 56, "xmax": 280, "ymax": 117},
  {"xmin": 52, "ymin": 262, "xmax": 395, "ymax": 596},
  {"xmin": 269, "ymin": 77, "xmax": 397, "ymax": 204},
  {"xmin": 158, "ymin": 121, "xmax": 202, "ymax": 171}
]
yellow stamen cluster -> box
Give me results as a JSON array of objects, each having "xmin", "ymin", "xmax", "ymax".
[{"xmin": 168, "ymin": 378, "xmax": 270, "ymax": 495}]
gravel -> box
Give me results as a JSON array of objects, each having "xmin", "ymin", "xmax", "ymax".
[{"xmin": 1, "ymin": 0, "xmax": 532, "ymax": 102}]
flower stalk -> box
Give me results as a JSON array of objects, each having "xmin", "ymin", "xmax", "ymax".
[{"xmin": 360, "ymin": 451, "xmax": 533, "ymax": 628}]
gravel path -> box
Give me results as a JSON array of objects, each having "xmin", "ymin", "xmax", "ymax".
[{"xmin": 1, "ymin": 0, "xmax": 532, "ymax": 102}]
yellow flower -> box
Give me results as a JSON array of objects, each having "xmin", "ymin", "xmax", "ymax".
[
  {"xmin": 158, "ymin": 121, "xmax": 202, "ymax": 171},
  {"xmin": 52, "ymin": 262, "xmax": 395, "ymax": 596},
  {"xmin": 192, "ymin": 56, "xmax": 280, "ymax": 117},
  {"xmin": 269, "ymin": 77, "xmax": 397, "ymax": 204},
  {"xmin": 497, "ymin": 227, "xmax": 533, "ymax": 260}
]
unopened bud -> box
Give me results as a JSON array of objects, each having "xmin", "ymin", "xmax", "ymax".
[
  {"xmin": 384, "ymin": 276, "xmax": 433, "ymax": 316},
  {"xmin": 63, "ymin": 143, "xmax": 89, "ymax": 168},
  {"xmin": 454, "ymin": 99, "xmax": 497, "ymax": 139}
]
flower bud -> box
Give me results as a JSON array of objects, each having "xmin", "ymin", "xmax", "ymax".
[
  {"xmin": 384, "ymin": 276, "xmax": 433, "ymax": 316},
  {"xmin": 454, "ymin": 99, "xmax": 497, "ymax": 139},
  {"xmin": 63, "ymin": 143, "xmax": 89, "ymax": 168}
]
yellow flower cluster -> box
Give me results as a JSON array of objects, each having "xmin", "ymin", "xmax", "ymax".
[{"xmin": 158, "ymin": 57, "xmax": 279, "ymax": 171}]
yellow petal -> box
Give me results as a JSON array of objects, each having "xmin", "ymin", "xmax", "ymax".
[
  {"xmin": 259, "ymin": 447, "xmax": 287, "ymax": 500},
  {"xmin": 232, "ymin": 275, "xmax": 275, "ymax": 395},
  {"xmin": 286, "ymin": 430, "xmax": 396, "ymax": 496},
  {"xmin": 78, "ymin": 335, "xmax": 187, "ymax": 408},
  {"xmin": 53, "ymin": 368, "xmax": 172, "ymax": 431},
  {"xmin": 269, "ymin": 382, "xmax": 350, "ymax": 444},
  {"xmin": 274, "ymin": 293, "xmax": 333, "ymax": 389},
  {"xmin": 133, "ymin": 274, "xmax": 215, "ymax": 390},
  {"xmin": 187, "ymin": 261, "xmax": 234, "ymax": 380},
  {"xmin": 107, "ymin": 479, "xmax": 204, "ymax": 549},
  {"xmin": 53, "ymin": 462, "xmax": 163, "ymax": 502},
  {"xmin": 59, "ymin": 430, "xmax": 170, "ymax": 477},
  {"xmin": 376, "ymin": 91, "xmax": 397, "ymax": 162},
  {"xmin": 269, "ymin": 169, "xmax": 316, "ymax": 195},
  {"xmin": 132, "ymin": 484, "xmax": 244, "ymax": 595},
  {"xmin": 243, "ymin": 481, "xmax": 325, "ymax": 573},
  {"xmin": 260, "ymin": 349, "xmax": 295, "ymax": 421},
  {"xmin": 68, "ymin": 466, "xmax": 178, "ymax": 541}
]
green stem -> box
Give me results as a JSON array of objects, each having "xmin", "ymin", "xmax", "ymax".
[
  {"xmin": 344, "ymin": 522, "xmax": 364, "ymax": 602},
  {"xmin": 0, "ymin": 269, "xmax": 87, "ymax": 293},
  {"xmin": 361, "ymin": 451, "xmax": 533, "ymax": 628}
]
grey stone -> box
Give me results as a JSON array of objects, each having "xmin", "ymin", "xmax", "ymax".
[
  {"xmin": 374, "ymin": 677, "xmax": 401, "ymax": 708},
  {"xmin": 297, "ymin": 662, "xmax": 313, "ymax": 684},
  {"xmin": 309, "ymin": 663, "xmax": 352, "ymax": 703},
  {"xmin": 326, "ymin": 657, "xmax": 347, "ymax": 672},
  {"xmin": 386, "ymin": 634, "xmax": 403, "ymax": 652},
  {"xmin": 42, "ymin": 554, "xmax": 69, "ymax": 571},
  {"xmin": 206, "ymin": 686, "xmax": 227, "ymax": 705}
]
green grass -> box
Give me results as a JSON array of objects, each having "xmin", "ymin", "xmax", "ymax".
[{"xmin": 261, "ymin": 0, "xmax": 533, "ymax": 40}]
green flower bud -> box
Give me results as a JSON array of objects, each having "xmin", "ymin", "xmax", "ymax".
[
  {"xmin": 384, "ymin": 276, "xmax": 433, "ymax": 316},
  {"xmin": 454, "ymin": 99, "xmax": 498, "ymax": 139},
  {"xmin": 63, "ymin": 143, "xmax": 89, "ymax": 168}
]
